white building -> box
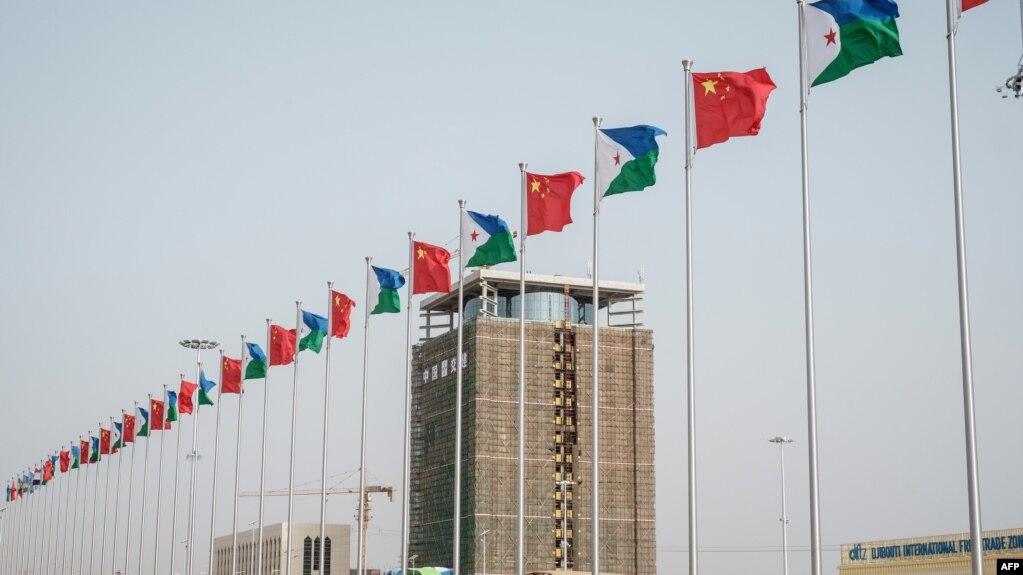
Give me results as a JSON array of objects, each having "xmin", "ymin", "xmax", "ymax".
[{"xmin": 212, "ymin": 522, "xmax": 350, "ymax": 575}]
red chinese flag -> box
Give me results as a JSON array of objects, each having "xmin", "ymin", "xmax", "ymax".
[
  {"xmin": 269, "ymin": 324, "xmax": 296, "ymax": 366},
  {"xmin": 151, "ymin": 398, "xmax": 166, "ymax": 430},
  {"xmin": 100, "ymin": 428, "xmax": 111, "ymax": 455},
  {"xmin": 222, "ymin": 356, "xmax": 242, "ymax": 394},
  {"xmin": 693, "ymin": 68, "xmax": 776, "ymax": 149},
  {"xmin": 413, "ymin": 241, "xmax": 452, "ymax": 294},
  {"xmin": 962, "ymin": 0, "xmax": 988, "ymax": 10},
  {"xmin": 526, "ymin": 171, "xmax": 585, "ymax": 236},
  {"xmin": 123, "ymin": 414, "xmax": 136, "ymax": 443},
  {"xmin": 179, "ymin": 380, "xmax": 198, "ymax": 415},
  {"xmin": 80, "ymin": 439, "xmax": 90, "ymax": 465},
  {"xmin": 43, "ymin": 460, "xmax": 54, "ymax": 481},
  {"xmin": 331, "ymin": 290, "xmax": 356, "ymax": 338},
  {"xmin": 59, "ymin": 450, "xmax": 70, "ymax": 473}
]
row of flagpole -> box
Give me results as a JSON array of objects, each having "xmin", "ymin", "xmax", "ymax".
[{"xmin": 2, "ymin": 4, "xmax": 1003, "ymax": 575}]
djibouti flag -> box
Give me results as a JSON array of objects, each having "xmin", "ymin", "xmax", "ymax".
[
  {"xmin": 137, "ymin": 407, "xmax": 150, "ymax": 438},
  {"xmin": 371, "ymin": 266, "xmax": 405, "ymax": 315},
  {"xmin": 596, "ymin": 125, "xmax": 667, "ymax": 198},
  {"xmin": 112, "ymin": 422, "xmax": 122, "ymax": 451},
  {"xmin": 806, "ymin": 0, "xmax": 901, "ymax": 86},
  {"xmin": 461, "ymin": 210, "xmax": 516, "ymax": 268},
  {"xmin": 298, "ymin": 310, "xmax": 328, "ymax": 353}
]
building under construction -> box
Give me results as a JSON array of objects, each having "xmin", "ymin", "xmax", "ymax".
[{"xmin": 409, "ymin": 269, "xmax": 656, "ymax": 575}]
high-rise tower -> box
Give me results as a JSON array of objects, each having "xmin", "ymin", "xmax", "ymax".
[{"xmin": 409, "ymin": 269, "xmax": 656, "ymax": 575}]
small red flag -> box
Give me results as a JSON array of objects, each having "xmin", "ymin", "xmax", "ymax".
[
  {"xmin": 526, "ymin": 171, "xmax": 585, "ymax": 236},
  {"xmin": 269, "ymin": 324, "xmax": 296, "ymax": 366},
  {"xmin": 59, "ymin": 450, "xmax": 70, "ymax": 473},
  {"xmin": 179, "ymin": 380, "xmax": 198, "ymax": 415},
  {"xmin": 151, "ymin": 398, "xmax": 166, "ymax": 430},
  {"xmin": 80, "ymin": 439, "xmax": 90, "ymax": 465},
  {"xmin": 100, "ymin": 428, "xmax": 111, "ymax": 455},
  {"xmin": 413, "ymin": 241, "xmax": 451, "ymax": 294},
  {"xmin": 222, "ymin": 356, "xmax": 242, "ymax": 394},
  {"xmin": 123, "ymin": 414, "xmax": 136, "ymax": 443},
  {"xmin": 962, "ymin": 0, "xmax": 988, "ymax": 9},
  {"xmin": 43, "ymin": 459, "xmax": 54, "ymax": 481},
  {"xmin": 693, "ymin": 68, "xmax": 776, "ymax": 149},
  {"xmin": 331, "ymin": 290, "xmax": 356, "ymax": 338}
]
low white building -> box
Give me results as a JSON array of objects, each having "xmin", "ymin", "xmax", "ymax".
[{"xmin": 212, "ymin": 522, "xmax": 350, "ymax": 575}]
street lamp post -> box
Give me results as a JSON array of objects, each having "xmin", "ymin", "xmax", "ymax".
[
  {"xmin": 409, "ymin": 554, "xmax": 418, "ymax": 572},
  {"xmin": 479, "ymin": 530, "xmax": 490, "ymax": 575},
  {"xmin": 179, "ymin": 338, "xmax": 219, "ymax": 575},
  {"xmin": 768, "ymin": 436, "xmax": 794, "ymax": 575}
]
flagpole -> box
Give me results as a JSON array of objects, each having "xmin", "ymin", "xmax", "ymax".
[
  {"xmin": 23, "ymin": 471, "xmax": 35, "ymax": 575},
  {"xmin": 39, "ymin": 462, "xmax": 48, "ymax": 574},
  {"xmin": 35, "ymin": 459, "xmax": 50, "ymax": 574},
  {"xmin": 89, "ymin": 433, "xmax": 101, "ymax": 575},
  {"xmin": 124, "ymin": 403, "xmax": 137, "ymax": 575},
  {"xmin": 24, "ymin": 466, "xmax": 33, "ymax": 575},
  {"xmin": 56, "ymin": 448, "xmax": 68, "ymax": 572},
  {"xmin": 796, "ymin": 4, "xmax": 823, "ymax": 575},
  {"xmin": 590, "ymin": 115, "xmax": 602, "ymax": 575},
  {"xmin": 100, "ymin": 421, "xmax": 114, "ymax": 575},
  {"xmin": 257, "ymin": 318, "xmax": 272, "ymax": 575},
  {"xmin": 357, "ymin": 257, "xmax": 373, "ymax": 575},
  {"xmin": 29, "ymin": 465, "xmax": 41, "ymax": 575},
  {"xmin": 944, "ymin": 2, "xmax": 984, "ymax": 573},
  {"xmin": 186, "ymin": 361, "xmax": 205, "ymax": 575},
  {"xmin": 517, "ymin": 162, "xmax": 528, "ymax": 575},
  {"xmin": 40, "ymin": 458, "xmax": 52, "ymax": 574},
  {"xmin": 400, "ymin": 232, "xmax": 415, "ymax": 575},
  {"xmin": 73, "ymin": 440, "xmax": 83, "ymax": 575},
  {"xmin": 13, "ymin": 481, "xmax": 23, "ymax": 574},
  {"xmin": 34, "ymin": 460, "xmax": 49, "ymax": 575},
  {"xmin": 137, "ymin": 414, "xmax": 152, "ymax": 575},
  {"xmin": 27, "ymin": 463, "xmax": 38, "ymax": 575},
  {"xmin": 206, "ymin": 350, "xmax": 226, "ymax": 575},
  {"xmin": 154, "ymin": 387, "xmax": 169, "ymax": 575},
  {"xmin": 111, "ymin": 415, "xmax": 124, "ymax": 575},
  {"xmin": 58, "ymin": 455, "xmax": 68, "ymax": 575},
  {"xmin": 39, "ymin": 469, "xmax": 51, "ymax": 575},
  {"xmin": 17, "ymin": 472, "xmax": 29, "ymax": 575},
  {"xmin": 170, "ymin": 382, "xmax": 185, "ymax": 575},
  {"xmin": 13, "ymin": 481, "xmax": 22, "ymax": 574},
  {"xmin": 285, "ymin": 301, "xmax": 302, "ymax": 575},
  {"xmin": 79, "ymin": 437, "xmax": 91, "ymax": 575},
  {"xmin": 48, "ymin": 458, "xmax": 58, "ymax": 574},
  {"xmin": 454, "ymin": 200, "xmax": 469, "ymax": 575},
  {"xmin": 11, "ymin": 487, "xmax": 23, "ymax": 574},
  {"xmin": 231, "ymin": 335, "xmax": 247, "ymax": 575},
  {"xmin": 680, "ymin": 58, "xmax": 701, "ymax": 575},
  {"xmin": 319, "ymin": 283, "xmax": 334, "ymax": 574},
  {"xmin": 50, "ymin": 460, "xmax": 60, "ymax": 575},
  {"xmin": 62, "ymin": 445, "xmax": 74, "ymax": 575},
  {"xmin": 2, "ymin": 492, "xmax": 12, "ymax": 573}
]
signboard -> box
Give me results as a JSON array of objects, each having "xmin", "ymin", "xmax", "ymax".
[{"xmin": 842, "ymin": 529, "xmax": 1023, "ymax": 565}]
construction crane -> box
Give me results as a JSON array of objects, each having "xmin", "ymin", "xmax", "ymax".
[{"xmin": 240, "ymin": 484, "xmax": 395, "ymax": 565}]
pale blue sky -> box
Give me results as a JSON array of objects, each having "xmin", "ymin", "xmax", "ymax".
[{"xmin": 1, "ymin": 2, "xmax": 1020, "ymax": 574}]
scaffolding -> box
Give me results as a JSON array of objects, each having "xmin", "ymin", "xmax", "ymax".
[{"xmin": 409, "ymin": 271, "xmax": 655, "ymax": 575}]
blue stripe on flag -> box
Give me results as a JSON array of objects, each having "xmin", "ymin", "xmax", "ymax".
[
  {"xmin": 467, "ymin": 211, "xmax": 512, "ymax": 236},
  {"xmin": 600, "ymin": 125, "xmax": 667, "ymax": 158}
]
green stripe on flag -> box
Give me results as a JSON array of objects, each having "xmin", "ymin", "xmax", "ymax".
[{"xmin": 371, "ymin": 288, "xmax": 401, "ymax": 315}]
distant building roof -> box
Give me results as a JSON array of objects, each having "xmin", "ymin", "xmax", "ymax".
[{"xmin": 419, "ymin": 268, "xmax": 644, "ymax": 314}]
